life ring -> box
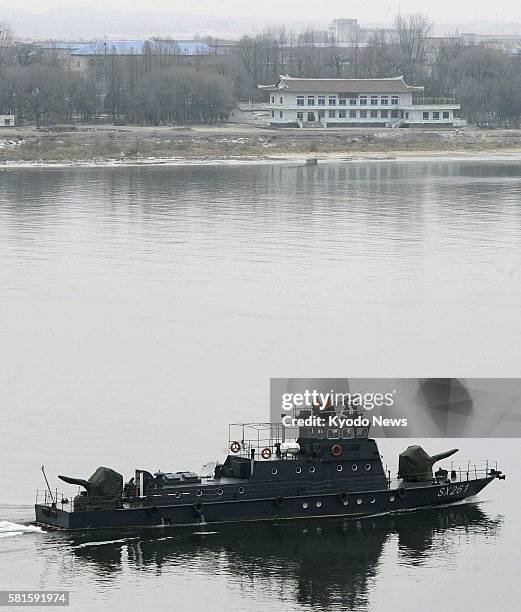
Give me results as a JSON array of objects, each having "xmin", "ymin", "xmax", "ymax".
[
  {"xmin": 147, "ymin": 506, "xmax": 158, "ymax": 517},
  {"xmin": 331, "ymin": 444, "xmax": 342, "ymax": 457},
  {"xmin": 398, "ymin": 487, "xmax": 407, "ymax": 498},
  {"xmin": 261, "ymin": 447, "xmax": 272, "ymax": 460},
  {"xmin": 274, "ymin": 496, "xmax": 284, "ymax": 507},
  {"xmin": 230, "ymin": 441, "xmax": 241, "ymax": 453}
]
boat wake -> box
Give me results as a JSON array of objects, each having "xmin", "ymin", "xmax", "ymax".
[{"xmin": 0, "ymin": 520, "xmax": 43, "ymax": 538}]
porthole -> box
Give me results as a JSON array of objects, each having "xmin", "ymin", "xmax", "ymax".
[
  {"xmin": 174, "ymin": 491, "xmax": 181, "ymax": 499},
  {"xmin": 302, "ymin": 502, "xmax": 308, "ymax": 509},
  {"xmin": 343, "ymin": 500, "xmax": 349, "ymax": 506},
  {"xmin": 365, "ymin": 464, "xmax": 372, "ymax": 471},
  {"xmin": 316, "ymin": 501, "xmax": 322, "ymax": 508},
  {"xmin": 370, "ymin": 497, "xmax": 376, "ymax": 504},
  {"xmin": 336, "ymin": 465, "xmax": 343, "ymax": 472},
  {"xmin": 296, "ymin": 467, "xmax": 302, "ymax": 474},
  {"xmin": 309, "ymin": 466, "xmax": 316, "ymax": 474},
  {"xmin": 271, "ymin": 468, "xmax": 278, "ymax": 475},
  {"xmin": 217, "ymin": 488, "xmax": 223, "ymax": 496},
  {"xmin": 389, "ymin": 496, "xmax": 395, "ymax": 502},
  {"xmin": 352, "ymin": 464, "xmax": 358, "ymax": 471},
  {"xmin": 195, "ymin": 490, "xmax": 202, "ymax": 497},
  {"xmin": 238, "ymin": 487, "xmax": 245, "ymax": 495},
  {"xmin": 357, "ymin": 498, "xmax": 362, "ymax": 505}
]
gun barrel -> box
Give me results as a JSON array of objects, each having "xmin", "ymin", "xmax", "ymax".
[
  {"xmin": 430, "ymin": 448, "xmax": 459, "ymax": 464},
  {"xmin": 58, "ymin": 474, "xmax": 91, "ymax": 490}
]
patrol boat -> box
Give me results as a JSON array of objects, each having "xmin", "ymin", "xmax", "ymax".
[{"xmin": 35, "ymin": 407, "xmax": 505, "ymax": 530}]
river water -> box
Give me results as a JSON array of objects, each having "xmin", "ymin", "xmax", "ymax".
[{"xmin": 1, "ymin": 158, "xmax": 521, "ymax": 610}]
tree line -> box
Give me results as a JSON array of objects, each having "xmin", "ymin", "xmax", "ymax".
[{"xmin": 1, "ymin": 15, "xmax": 521, "ymax": 126}]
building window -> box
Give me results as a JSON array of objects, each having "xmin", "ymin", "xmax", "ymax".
[
  {"xmin": 297, "ymin": 96, "xmax": 304, "ymax": 106},
  {"xmin": 279, "ymin": 111, "xmax": 283, "ymax": 118},
  {"xmin": 271, "ymin": 96, "xmax": 275, "ymax": 104},
  {"xmin": 423, "ymin": 111, "xmax": 429, "ymax": 120},
  {"xmin": 318, "ymin": 96, "xmax": 326, "ymax": 106},
  {"xmin": 349, "ymin": 110, "xmax": 356, "ymax": 118},
  {"xmin": 279, "ymin": 96, "xmax": 283, "ymax": 104},
  {"xmin": 391, "ymin": 96, "xmax": 399, "ymax": 105},
  {"xmin": 370, "ymin": 110, "xmax": 378, "ymax": 118},
  {"xmin": 339, "ymin": 109, "xmax": 346, "ymax": 118},
  {"xmin": 433, "ymin": 111, "xmax": 440, "ymax": 119},
  {"xmin": 307, "ymin": 112, "xmax": 315, "ymax": 121},
  {"xmin": 297, "ymin": 111, "xmax": 304, "ymax": 120},
  {"xmin": 328, "ymin": 110, "xmax": 336, "ymax": 118},
  {"xmin": 339, "ymin": 98, "xmax": 347, "ymax": 106},
  {"xmin": 371, "ymin": 96, "xmax": 378, "ymax": 106},
  {"xmin": 307, "ymin": 96, "xmax": 315, "ymax": 105},
  {"xmin": 359, "ymin": 96, "xmax": 367, "ymax": 106},
  {"xmin": 271, "ymin": 110, "xmax": 274, "ymax": 118},
  {"xmin": 318, "ymin": 109, "xmax": 325, "ymax": 118},
  {"xmin": 4, "ymin": 118, "xmax": 11, "ymax": 126},
  {"xmin": 391, "ymin": 109, "xmax": 399, "ymax": 118},
  {"xmin": 328, "ymin": 96, "xmax": 337, "ymax": 106},
  {"xmin": 443, "ymin": 111, "xmax": 450, "ymax": 119},
  {"xmin": 349, "ymin": 98, "xmax": 357, "ymax": 105},
  {"xmin": 381, "ymin": 109, "xmax": 389, "ymax": 118},
  {"xmin": 381, "ymin": 97, "xmax": 389, "ymax": 105},
  {"xmin": 360, "ymin": 110, "xmax": 367, "ymax": 118}
]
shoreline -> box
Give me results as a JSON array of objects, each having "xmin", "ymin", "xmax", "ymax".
[
  {"xmin": 2, "ymin": 124, "xmax": 521, "ymax": 168},
  {"xmin": 2, "ymin": 149, "xmax": 521, "ymax": 169}
]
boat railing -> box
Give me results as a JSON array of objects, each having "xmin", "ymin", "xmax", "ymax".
[
  {"xmin": 36, "ymin": 489, "xmax": 125, "ymax": 512},
  {"xmin": 396, "ymin": 459, "xmax": 499, "ymax": 486},
  {"xmin": 35, "ymin": 489, "xmax": 71, "ymax": 509},
  {"xmin": 228, "ymin": 422, "xmax": 286, "ymax": 458}
]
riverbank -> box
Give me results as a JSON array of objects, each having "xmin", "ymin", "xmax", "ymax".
[{"xmin": 2, "ymin": 124, "xmax": 521, "ymax": 165}]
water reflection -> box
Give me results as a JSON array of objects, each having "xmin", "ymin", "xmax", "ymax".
[{"xmin": 47, "ymin": 504, "xmax": 501, "ymax": 611}]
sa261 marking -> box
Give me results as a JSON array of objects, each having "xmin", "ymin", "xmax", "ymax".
[{"xmin": 438, "ymin": 483, "xmax": 470, "ymax": 497}]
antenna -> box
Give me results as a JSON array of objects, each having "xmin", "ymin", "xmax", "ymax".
[{"xmin": 41, "ymin": 465, "xmax": 54, "ymax": 504}]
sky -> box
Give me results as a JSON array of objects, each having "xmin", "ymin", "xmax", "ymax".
[{"xmin": 2, "ymin": 0, "xmax": 520, "ymax": 23}]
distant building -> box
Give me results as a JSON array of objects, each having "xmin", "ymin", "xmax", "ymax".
[
  {"xmin": 259, "ymin": 75, "xmax": 465, "ymax": 128},
  {"xmin": 327, "ymin": 19, "xmax": 360, "ymax": 44},
  {"xmin": 0, "ymin": 113, "xmax": 15, "ymax": 127},
  {"xmin": 460, "ymin": 32, "xmax": 521, "ymax": 55},
  {"xmin": 327, "ymin": 18, "xmax": 398, "ymax": 44},
  {"xmin": 228, "ymin": 102, "xmax": 269, "ymax": 126},
  {"xmin": 40, "ymin": 39, "xmax": 219, "ymax": 72}
]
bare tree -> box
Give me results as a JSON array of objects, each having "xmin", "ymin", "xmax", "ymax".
[{"xmin": 394, "ymin": 13, "xmax": 432, "ymax": 79}]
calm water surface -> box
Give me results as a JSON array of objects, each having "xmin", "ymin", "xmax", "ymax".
[{"xmin": 1, "ymin": 160, "xmax": 521, "ymax": 610}]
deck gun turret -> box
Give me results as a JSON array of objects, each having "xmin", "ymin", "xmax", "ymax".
[{"xmin": 398, "ymin": 446, "xmax": 459, "ymax": 482}]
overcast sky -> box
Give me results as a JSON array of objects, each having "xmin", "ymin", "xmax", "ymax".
[{"xmin": 2, "ymin": 0, "xmax": 520, "ymax": 23}]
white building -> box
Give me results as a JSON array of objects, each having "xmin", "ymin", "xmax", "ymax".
[
  {"xmin": 0, "ymin": 114, "xmax": 15, "ymax": 127},
  {"xmin": 259, "ymin": 75, "xmax": 465, "ymax": 128}
]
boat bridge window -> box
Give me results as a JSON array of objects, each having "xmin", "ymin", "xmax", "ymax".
[
  {"xmin": 327, "ymin": 429, "xmax": 340, "ymax": 439},
  {"xmin": 342, "ymin": 429, "xmax": 354, "ymax": 439}
]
